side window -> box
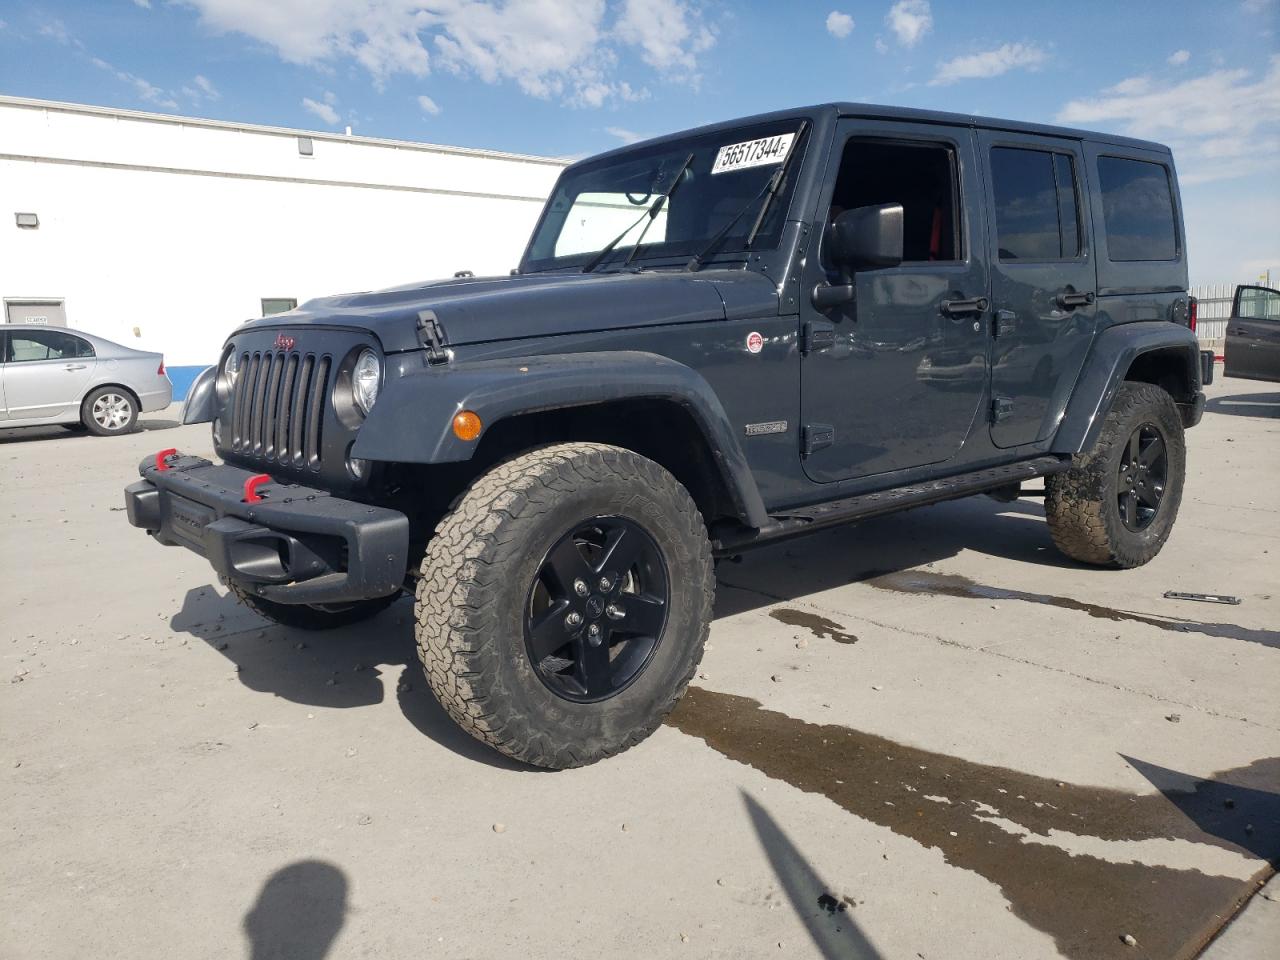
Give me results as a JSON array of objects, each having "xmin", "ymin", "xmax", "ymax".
[
  {"xmin": 7, "ymin": 330, "xmax": 91, "ymax": 362},
  {"xmin": 1096, "ymin": 156, "xmax": 1178, "ymax": 261},
  {"xmin": 827, "ymin": 139, "xmax": 960, "ymax": 263},
  {"xmin": 1237, "ymin": 286, "xmax": 1280, "ymax": 321},
  {"xmin": 990, "ymin": 146, "xmax": 1081, "ymax": 260}
]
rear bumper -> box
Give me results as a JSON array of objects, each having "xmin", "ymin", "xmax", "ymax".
[
  {"xmin": 1180, "ymin": 389, "xmax": 1206, "ymax": 429},
  {"xmin": 138, "ymin": 379, "xmax": 173, "ymax": 413},
  {"xmin": 124, "ymin": 453, "xmax": 409, "ymax": 605}
]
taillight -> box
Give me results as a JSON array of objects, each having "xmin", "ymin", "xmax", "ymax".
[
  {"xmin": 157, "ymin": 358, "xmax": 166, "ymax": 376},
  {"xmin": 1188, "ymin": 298, "xmax": 1198, "ymax": 333}
]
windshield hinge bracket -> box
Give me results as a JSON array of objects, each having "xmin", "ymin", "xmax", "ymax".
[{"xmin": 416, "ymin": 310, "xmax": 450, "ymax": 365}]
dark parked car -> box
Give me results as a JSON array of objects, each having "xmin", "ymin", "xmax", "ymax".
[
  {"xmin": 1224, "ymin": 284, "xmax": 1280, "ymax": 382},
  {"xmin": 125, "ymin": 103, "xmax": 1203, "ymax": 768}
]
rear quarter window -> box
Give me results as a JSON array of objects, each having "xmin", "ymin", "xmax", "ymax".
[{"xmin": 1096, "ymin": 156, "xmax": 1178, "ymax": 261}]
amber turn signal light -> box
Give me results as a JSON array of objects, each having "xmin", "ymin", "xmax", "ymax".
[{"xmin": 452, "ymin": 410, "xmax": 483, "ymax": 441}]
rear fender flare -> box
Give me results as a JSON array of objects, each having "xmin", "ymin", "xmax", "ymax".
[
  {"xmin": 351, "ymin": 350, "xmax": 770, "ymax": 528},
  {"xmin": 1052, "ymin": 321, "xmax": 1201, "ymax": 454}
]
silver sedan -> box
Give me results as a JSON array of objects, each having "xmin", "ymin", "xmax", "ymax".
[{"xmin": 1, "ymin": 325, "xmax": 172, "ymax": 435}]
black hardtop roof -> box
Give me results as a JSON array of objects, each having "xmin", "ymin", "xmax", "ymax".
[{"xmin": 573, "ymin": 102, "xmax": 1168, "ymax": 169}]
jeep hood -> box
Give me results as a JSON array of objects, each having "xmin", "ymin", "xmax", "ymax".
[{"xmin": 233, "ymin": 270, "xmax": 778, "ymax": 353}]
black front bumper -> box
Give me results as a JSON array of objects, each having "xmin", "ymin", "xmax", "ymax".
[{"xmin": 125, "ymin": 453, "xmax": 409, "ymax": 605}]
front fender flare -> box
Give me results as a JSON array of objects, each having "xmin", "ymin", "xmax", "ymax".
[
  {"xmin": 351, "ymin": 351, "xmax": 770, "ymax": 529},
  {"xmin": 181, "ymin": 365, "xmax": 217, "ymax": 424},
  {"xmin": 1052, "ymin": 321, "xmax": 1201, "ymax": 454}
]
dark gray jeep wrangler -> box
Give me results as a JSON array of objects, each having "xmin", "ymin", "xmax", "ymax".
[{"xmin": 126, "ymin": 103, "xmax": 1204, "ymax": 768}]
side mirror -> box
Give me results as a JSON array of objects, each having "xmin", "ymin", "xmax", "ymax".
[
  {"xmin": 828, "ymin": 203, "xmax": 904, "ymax": 273},
  {"xmin": 811, "ymin": 203, "xmax": 904, "ymax": 312}
]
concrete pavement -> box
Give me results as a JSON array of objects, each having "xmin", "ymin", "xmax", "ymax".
[{"xmin": 2, "ymin": 376, "xmax": 1276, "ymax": 960}]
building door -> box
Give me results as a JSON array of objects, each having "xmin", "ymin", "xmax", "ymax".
[
  {"xmin": 5, "ymin": 300, "xmax": 67, "ymax": 326},
  {"xmin": 798, "ymin": 120, "xmax": 990, "ymax": 483}
]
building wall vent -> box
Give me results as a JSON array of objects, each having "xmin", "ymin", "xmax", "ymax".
[
  {"xmin": 297, "ymin": 137, "xmax": 314, "ymax": 157},
  {"xmin": 15, "ymin": 212, "xmax": 39, "ymax": 229}
]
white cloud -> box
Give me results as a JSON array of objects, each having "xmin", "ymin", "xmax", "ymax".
[
  {"xmin": 825, "ymin": 11, "xmax": 854, "ymax": 39},
  {"xmin": 417, "ymin": 93, "xmax": 441, "ymax": 115},
  {"xmin": 192, "ymin": 74, "xmax": 220, "ymax": 99},
  {"xmin": 179, "ymin": 0, "xmax": 713, "ymax": 106},
  {"xmin": 302, "ymin": 95, "xmax": 341, "ymax": 125},
  {"xmin": 1242, "ymin": 0, "xmax": 1274, "ymax": 12},
  {"xmin": 1167, "ymin": 49, "xmax": 1190, "ymax": 66},
  {"xmin": 1057, "ymin": 56, "xmax": 1280, "ymax": 184},
  {"xmin": 885, "ymin": 0, "xmax": 931, "ymax": 48},
  {"xmin": 605, "ymin": 125, "xmax": 643, "ymax": 144},
  {"xmin": 875, "ymin": 37, "xmax": 889, "ymax": 54},
  {"xmin": 133, "ymin": 0, "xmax": 152, "ymax": 8},
  {"xmin": 931, "ymin": 42, "xmax": 1046, "ymax": 85},
  {"xmin": 89, "ymin": 56, "xmax": 179, "ymax": 109}
]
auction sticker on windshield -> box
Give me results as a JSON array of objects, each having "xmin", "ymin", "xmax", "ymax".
[{"xmin": 711, "ymin": 132, "xmax": 796, "ymax": 175}]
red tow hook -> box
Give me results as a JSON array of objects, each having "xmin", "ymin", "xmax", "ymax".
[
  {"xmin": 242, "ymin": 474, "xmax": 273, "ymax": 504},
  {"xmin": 155, "ymin": 448, "xmax": 179, "ymax": 471}
]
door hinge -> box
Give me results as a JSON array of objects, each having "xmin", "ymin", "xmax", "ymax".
[
  {"xmin": 993, "ymin": 309, "xmax": 1017, "ymax": 338},
  {"xmin": 416, "ymin": 310, "xmax": 450, "ymax": 365},
  {"xmin": 990, "ymin": 397, "xmax": 1014, "ymax": 423},
  {"xmin": 802, "ymin": 423, "xmax": 835, "ymax": 456},
  {"xmin": 800, "ymin": 320, "xmax": 836, "ymax": 355}
]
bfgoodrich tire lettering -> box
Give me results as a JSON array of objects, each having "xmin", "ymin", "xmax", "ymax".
[
  {"xmin": 1045, "ymin": 382, "xmax": 1186, "ymax": 568},
  {"xmin": 414, "ymin": 442, "xmax": 714, "ymax": 769}
]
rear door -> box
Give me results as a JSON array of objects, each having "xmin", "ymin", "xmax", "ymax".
[
  {"xmin": 1225, "ymin": 285, "xmax": 1280, "ymax": 382},
  {"xmin": 977, "ymin": 131, "xmax": 1097, "ymax": 448},
  {"xmin": 1, "ymin": 329, "xmax": 97, "ymax": 420}
]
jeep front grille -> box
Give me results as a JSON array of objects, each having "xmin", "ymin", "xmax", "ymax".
[{"xmin": 230, "ymin": 350, "xmax": 331, "ymax": 469}]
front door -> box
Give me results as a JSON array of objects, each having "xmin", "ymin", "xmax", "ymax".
[
  {"xmin": 1, "ymin": 328, "xmax": 97, "ymax": 420},
  {"xmin": 978, "ymin": 132, "xmax": 1098, "ymax": 448},
  {"xmin": 1225, "ymin": 285, "xmax": 1280, "ymax": 382},
  {"xmin": 798, "ymin": 120, "xmax": 989, "ymax": 483}
]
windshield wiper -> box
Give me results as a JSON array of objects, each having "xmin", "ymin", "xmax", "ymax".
[
  {"xmin": 581, "ymin": 153, "xmax": 694, "ymax": 274},
  {"xmin": 623, "ymin": 152, "xmax": 694, "ymax": 268},
  {"xmin": 685, "ymin": 120, "xmax": 809, "ymax": 272}
]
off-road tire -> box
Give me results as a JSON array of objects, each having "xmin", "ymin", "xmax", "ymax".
[
  {"xmin": 1045, "ymin": 382, "xmax": 1186, "ymax": 568},
  {"xmin": 228, "ymin": 582, "xmax": 401, "ymax": 630},
  {"xmin": 415, "ymin": 442, "xmax": 714, "ymax": 769}
]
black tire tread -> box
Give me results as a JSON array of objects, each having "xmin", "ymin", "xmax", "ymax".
[
  {"xmin": 1045, "ymin": 382, "xmax": 1185, "ymax": 568},
  {"xmin": 414, "ymin": 442, "xmax": 713, "ymax": 769}
]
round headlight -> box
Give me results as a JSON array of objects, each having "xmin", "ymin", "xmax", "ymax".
[
  {"xmin": 352, "ymin": 349, "xmax": 381, "ymax": 415},
  {"xmin": 222, "ymin": 349, "xmax": 240, "ymax": 386}
]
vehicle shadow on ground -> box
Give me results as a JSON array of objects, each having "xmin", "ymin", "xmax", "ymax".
[
  {"xmin": 1205, "ymin": 391, "xmax": 1280, "ymax": 419},
  {"xmin": 714, "ymin": 494, "xmax": 1073, "ymax": 619},
  {"xmin": 168, "ymin": 495, "xmax": 1071, "ymax": 769},
  {"xmin": 243, "ymin": 859, "xmax": 348, "ymax": 960},
  {"xmin": 169, "ymin": 585, "xmax": 535, "ymax": 772},
  {"xmin": 0, "ymin": 417, "xmax": 181, "ymax": 444},
  {"xmin": 742, "ymin": 792, "xmax": 884, "ymax": 959}
]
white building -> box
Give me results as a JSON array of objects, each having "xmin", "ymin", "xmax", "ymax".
[{"xmin": 0, "ymin": 95, "xmax": 567, "ymax": 396}]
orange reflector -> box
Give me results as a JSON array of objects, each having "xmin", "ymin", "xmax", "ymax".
[{"xmin": 452, "ymin": 410, "xmax": 483, "ymax": 442}]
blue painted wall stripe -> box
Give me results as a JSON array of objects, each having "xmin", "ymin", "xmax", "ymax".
[{"xmin": 167, "ymin": 365, "xmax": 210, "ymax": 400}]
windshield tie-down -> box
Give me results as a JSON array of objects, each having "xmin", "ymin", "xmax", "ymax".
[
  {"xmin": 581, "ymin": 152, "xmax": 695, "ymax": 274},
  {"xmin": 685, "ymin": 120, "xmax": 809, "ymax": 272}
]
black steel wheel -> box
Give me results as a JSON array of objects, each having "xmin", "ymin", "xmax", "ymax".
[
  {"xmin": 1046, "ymin": 382, "xmax": 1186, "ymax": 568},
  {"xmin": 415, "ymin": 443, "xmax": 714, "ymax": 769},
  {"xmin": 525, "ymin": 516, "xmax": 670, "ymax": 703},
  {"xmin": 1116, "ymin": 423, "xmax": 1167, "ymax": 532}
]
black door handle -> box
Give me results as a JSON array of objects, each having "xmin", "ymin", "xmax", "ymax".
[
  {"xmin": 1057, "ymin": 290, "xmax": 1096, "ymax": 309},
  {"xmin": 940, "ymin": 296, "xmax": 989, "ymax": 317}
]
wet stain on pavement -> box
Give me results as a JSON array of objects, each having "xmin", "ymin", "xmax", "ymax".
[
  {"xmin": 770, "ymin": 608, "xmax": 859, "ymax": 644},
  {"xmin": 668, "ymin": 687, "xmax": 1279, "ymax": 960},
  {"xmin": 862, "ymin": 570, "xmax": 1280, "ymax": 650}
]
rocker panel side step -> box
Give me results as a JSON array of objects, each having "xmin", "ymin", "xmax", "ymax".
[{"xmin": 713, "ymin": 455, "xmax": 1069, "ymax": 555}]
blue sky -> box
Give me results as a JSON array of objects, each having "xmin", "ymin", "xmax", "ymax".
[{"xmin": 1, "ymin": 0, "xmax": 1276, "ymax": 284}]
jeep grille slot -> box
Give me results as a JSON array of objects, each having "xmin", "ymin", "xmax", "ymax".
[{"xmin": 229, "ymin": 349, "xmax": 330, "ymax": 471}]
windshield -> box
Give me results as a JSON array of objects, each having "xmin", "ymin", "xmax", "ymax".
[{"xmin": 523, "ymin": 118, "xmax": 810, "ymax": 273}]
